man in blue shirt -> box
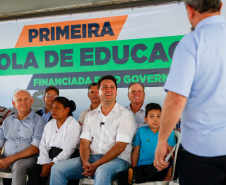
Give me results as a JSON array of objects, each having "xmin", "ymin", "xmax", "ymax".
[
  {"xmin": 126, "ymin": 83, "xmax": 146, "ymax": 133},
  {"xmin": 36, "ymin": 86, "xmax": 59, "ymax": 122},
  {"xmin": 154, "ymin": 1, "xmax": 226, "ymax": 185},
  {"xmin": 0, "ymin": 89, "xmax": 46, "ymax": 185}
]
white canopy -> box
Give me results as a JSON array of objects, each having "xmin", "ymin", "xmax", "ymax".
[{"xmin": 0, "ymin": 0, "xmax": 180, "ymax": 20}]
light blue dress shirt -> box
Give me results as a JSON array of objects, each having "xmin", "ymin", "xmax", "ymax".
[
  {"xmin": 41, "ymin": 107, "xmax": 52, "ymax": 122},
  {"xmin": 0, "ymin": 110, "xmax": 46, "ymax": 158},
  {"xmin": 126, "ymin": 103, "xmax": 147, "ymax": 133},
  {"xmin": 165, "ymin": 15, "xmax": 226, "ymax": 157}
]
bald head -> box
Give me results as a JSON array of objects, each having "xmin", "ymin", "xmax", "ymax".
[{"xmin": 12, "ymin": 89, "xmax": 33, "ymax": 117}]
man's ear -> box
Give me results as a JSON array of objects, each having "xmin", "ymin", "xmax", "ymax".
[
  {"xmin": 186, "ymin": 5, "xmax": 195, "ymax": 19},
  {"xmin": 30, "ymin": 97, "xmax": 34, "ymax": 105},
  {"xmin": 12, "ymin": 100, "xmax": 16, "ymax": 108},
  {"xmin": 220, "ymin": 2, "xmax": 223, "ymax": 12}
]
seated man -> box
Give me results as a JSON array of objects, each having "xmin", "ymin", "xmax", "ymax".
[
  {"xmin": 0, "ymin": 89, "xmax": 46, "ymax": 185},
  {"xmin": 36, "ymin": 86, "xmax": 59, "ymax": 122},
  {"xmin": 126, "ymin": 82, "xmax": 146, "ymax": 133},
  {"xmin": 79, "ymin": 83, "xmax": 101, "ymax": 125},
  {"xmin": 50, "ymin": 75, "xmax": 136, "ymax": 185}
]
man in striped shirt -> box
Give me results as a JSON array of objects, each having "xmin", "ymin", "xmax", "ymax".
[{"xmin": 0, "ymin": 106, "xmax": 14, "ymax": 125}]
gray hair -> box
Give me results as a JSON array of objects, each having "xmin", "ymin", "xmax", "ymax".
[
  {"xmin": 183, "ymin": 0, "xmax": 221, "ymax": 13},
  {"xmin": 13, "ymin": 89, "xmax": 31, "ymax": 101}
]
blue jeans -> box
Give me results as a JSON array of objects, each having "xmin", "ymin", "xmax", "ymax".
[{"xmin": 50, "ymin": 155, "xmax": 130, "ymax": 185}]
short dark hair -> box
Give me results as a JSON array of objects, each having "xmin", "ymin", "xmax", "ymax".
[
  {"xmin": 88, "ymin": 83, "xmax": 97, "ymax": 93},
  {"xmin": 128, "ymin": 82, "xmax": 145, "ymax": 92},
  {"xmin": 145, "ymin": 103, "xmax": 162, "ymax": 117},
  {"xmin": 53, "ymin": 97, "xmax": 76, "ymax": 116},
  {"xmin": 45, "ymin": 86, "xmax": 59, "ymax": 96},
  {"xmin": 184, "ymin": 0, "xmax": 221, "ymax": 13},
  {"xmin": 97, "ymin": 75, "xmax": 117, "ymax": 90}
]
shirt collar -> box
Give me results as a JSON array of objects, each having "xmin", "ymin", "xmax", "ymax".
[
  {"xmin": 97, "ymin": 102, "xmax": 119, "ymax": 114},
  {"xmin": 127, "ymin": 102, "xmax": 145, "ymax": 112},
  {"xmin": 41, "ymin": 107, "xmax": 47, "ymax": 115},
  {"xmin": 196, "ymin": 15, "xmax": 225, "ymax": 30},
  {"xmin": 13, "ymin": 109, "xmax": 35, "ymax": 120},
  {"xmin": 140, "ymin": 103, "xmax": 145, "ymax": 112}
]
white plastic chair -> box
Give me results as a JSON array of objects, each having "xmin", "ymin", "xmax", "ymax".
[
  {"xmin": 79, "ymin": 177, "xmax": 118, "ymax": 185},
  {"xmin": 132, "ymin": 130, "xmax": 181, "ymax": 185},
  {"xmin": 0, "ymin": 172, "xmax": 28, "ymax": 182}
]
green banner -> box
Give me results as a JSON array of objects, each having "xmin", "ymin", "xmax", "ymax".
[{"xmin": 0, "ymin": 35, "xmax": 183, "ymax": 76}]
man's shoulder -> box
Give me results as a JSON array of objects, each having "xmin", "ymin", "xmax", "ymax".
[
  {"xmin": 33, "ymin": 112, "xmax": 47, "ymax": 124},
  {"xmin": 118, "ymin": 103, "xmax": 132, "ymax": 114},
  {"xmin": 2, "ymin": 113, "xmax": 15, "ymax": 125},
  {"xmin": 115, "ymin": 103, "xmax": 134, "ymax": 120}
]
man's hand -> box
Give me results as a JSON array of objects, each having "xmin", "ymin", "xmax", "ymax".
[
  {"xmin": 81, "ymin": 162, "xmax": 95, "ymax": 177},
  {"xmin": 40, "ymin": 162, "xmax": 54, "ymax": 177},
  {"xmin": 154, "ymin": 141, "xmax": 170, "ymax": 171},
  {"xmin": 0, "ymin": 157, "xmax": 13, "ymax": 169}
]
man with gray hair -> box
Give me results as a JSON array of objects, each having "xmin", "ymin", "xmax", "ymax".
[
  {"xmin": 126, "ymin": 82, "xmax": 146, "ymax": 133},
  {"xmin": 154, "ymin": 1, "xmax": 226, "ymax": 185},
  {"xmin": 0, "ymin": 89, "xmax": 46, "ymax": 185}
]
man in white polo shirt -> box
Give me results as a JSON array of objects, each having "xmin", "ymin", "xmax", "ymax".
[{"xmin": 50, "ymin": 75, "xmax": 136, "ymax": 185}]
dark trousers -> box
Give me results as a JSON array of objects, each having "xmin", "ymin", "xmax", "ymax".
[
  {"xmin": 27, "ymin": 149, "xmax": 80, "ymax": 185},
  {"xmin": 178, "ymin": 145, "xmax": 226, "ymax": 185},
  {"xmin": 27, "ymin": 164, "xmax": 49, "ymax": 185},
  {"xmin": 118, "ymin": 164, "xmax": 168, "ymax": 185}
]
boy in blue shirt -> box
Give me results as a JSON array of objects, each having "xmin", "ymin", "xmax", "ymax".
[{"xmin": 118, "ymin": 103, "xmax": 176, "ymax": 184}]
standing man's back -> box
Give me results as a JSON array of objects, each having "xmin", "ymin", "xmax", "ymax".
[
  {"xmin": 166, "ymin": 10, "xmax": 226, "ymax": 156},
  {"xmin": 154, "ymin": 1, "xmax": 226, "ymax": 185}
]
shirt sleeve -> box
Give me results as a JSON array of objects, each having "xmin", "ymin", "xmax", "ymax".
[
  {"xmin": 53, "ymin": 119, "xmax": 82, "ymax": 163},
  {"xmin": 31, "ymin": 115, "xmax": 46, "ymax": 148},
  {"xmin": 37, "ymin": 124, "xmax": 52, "ymax": 164},
  {"xmin": 78, "ymin": 111, "xmax": 85, "ymax": 125},
  {"xmin": 164, "ymin": 34, "xmax": 196, "ymax": 98},
  {"xmin": 167, "ymin": 131, "xmax": 176, "ymax": 147},
  {"xmin": 133, "ymin": 128, "xmax": 141, "ymax": 146},
  {"xmin": 79, "ymin": 109, "xmax": 88, "ymax": 125},
  {"xmin": 0, "ymin": 119, "xmax": 6, "ymax": 149},
  {"xmin": 80, "ymin": 112, "xmax": 92, "ymax": 141},
  {"xmin": 116, "ymin": 111, "xmax": 136, "ymax": 143}
]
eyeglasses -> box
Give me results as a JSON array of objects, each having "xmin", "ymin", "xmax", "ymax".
[{"xmin": 46, "ymin": 94, "xmax": 58, "ymax": 98}]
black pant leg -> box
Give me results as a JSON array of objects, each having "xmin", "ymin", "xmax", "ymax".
[
  {"xmin": 117, "ymin": 169, "xmax": 130, "ymax": 185},
  {"xmin": 178, "ymin": 145, "xmax": 226, "ymax": 185},
  {"xmin": 3, "ymin": 178, "xmax": 12, "ymax": 185},
  {"xmin": 132, "ymin": 164, "xmax": 158, "ymax": 183},
  {"xmin": 27, "ymin": 164, "xmax": 49, "ymax": 185}
]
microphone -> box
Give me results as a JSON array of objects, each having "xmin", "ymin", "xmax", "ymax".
[{"xmin": 100, "ymin": 122, "xmax": 105, "ymax": 126}]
